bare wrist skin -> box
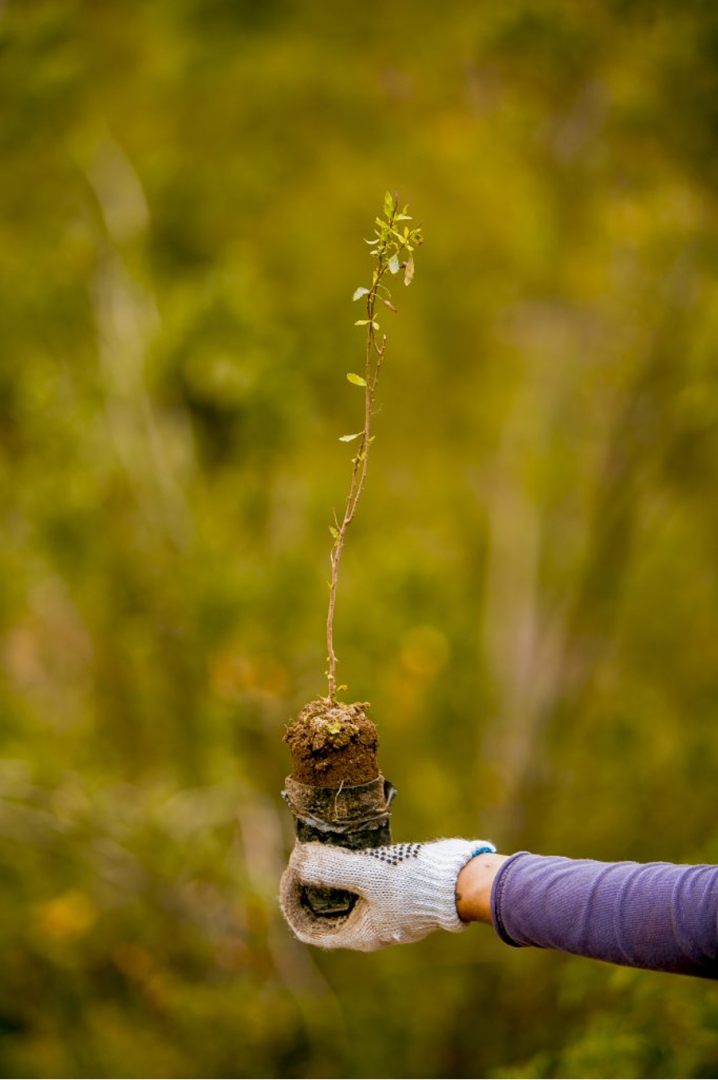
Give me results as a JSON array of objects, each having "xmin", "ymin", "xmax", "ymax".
[{"xmin": 455, "ymin": 853, "xmax": 510, "ymax": 924}]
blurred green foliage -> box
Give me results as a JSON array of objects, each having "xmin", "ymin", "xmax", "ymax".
[{"xmin": 3, "ymin": 0, "xmax": 718, "ymax": 1076}]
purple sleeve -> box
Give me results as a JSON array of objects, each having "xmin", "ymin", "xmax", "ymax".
[{"xmin": 491, "ymin": 852, "xmax": 718, "ymax": 979}]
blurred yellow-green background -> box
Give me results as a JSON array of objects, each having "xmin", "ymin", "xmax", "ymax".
[{"xmin": 3, "ymin": 1, "xmax": 718, "ymax": 1076}]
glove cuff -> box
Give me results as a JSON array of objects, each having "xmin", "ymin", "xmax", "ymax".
[{"xmin": 411, "ymin": 839, "xmax": 496, "ymax": 934}]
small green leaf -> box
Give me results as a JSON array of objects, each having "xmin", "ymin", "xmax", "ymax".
[
  {"xmin": 347, "ymin": 372, "xmax": 367, "ymax": 386},
  {"xmin": 404, "ymin": 253, "xmax": 415, "ymax": 286},
  {"xmin": 338, "ymin": 432, "xmax": 362, "ymax": 442},
  {"xmin": 329, "ymin": 526, "xmax": 339, "ymax": 539},
  {"xmin": 371, "ymin": 320, "xmax": 380, "ymax": 330},
  {"xmin": 388, "ymin": 254, "xmax": 400, "ymax": 275},
  {"xmin": 354, "ymin": 319, "xmax": 370, "ymax": 326},
  {"xmin": 384, "ymin": 191, "xmax": 395, "ymax": 217},
  {"xmin": 352, "ymin": 287, "xmax": 370, "ymax": 301},
  {"xmin": 336, "ymin": 683, "xmax": 348, "ymax": 693}
]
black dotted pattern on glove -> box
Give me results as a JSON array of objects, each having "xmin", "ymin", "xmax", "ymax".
[{"xmin": 361, "ymin": 843, "xmax": 423, "ymax": 866}]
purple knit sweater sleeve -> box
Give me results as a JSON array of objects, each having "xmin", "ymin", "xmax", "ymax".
[{"xmin": 491, "ymin": 852, "xmax": 718, "ymax": 978}]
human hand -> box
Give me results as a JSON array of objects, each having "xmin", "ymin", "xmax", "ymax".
[{"xmin": 280, "ymin": 838, "xmax": 496, "ymax": 952}]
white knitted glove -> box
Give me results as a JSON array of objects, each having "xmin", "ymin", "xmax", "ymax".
[{"xmin": 280, "ymin": 838, "xmax": 496, "ymax": 952}]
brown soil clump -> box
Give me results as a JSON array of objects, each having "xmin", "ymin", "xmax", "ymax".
[{"xmin": 284, "ymin": 699, "xmax": 379, "ymax": 787}]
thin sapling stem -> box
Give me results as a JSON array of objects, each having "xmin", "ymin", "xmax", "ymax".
[{"xmin": 325, "ymin": 192, "xmax": 423, "ymax": 702}]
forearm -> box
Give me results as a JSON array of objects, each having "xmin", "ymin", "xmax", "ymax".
[{"xmin": 460, "ymin": 851, "xmax": 718, "ymax": 978}]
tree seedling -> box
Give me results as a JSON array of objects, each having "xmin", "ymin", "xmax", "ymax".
[{"xmin": 283, "ymin": 194, "xmax": 422, "ymax": 915}]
